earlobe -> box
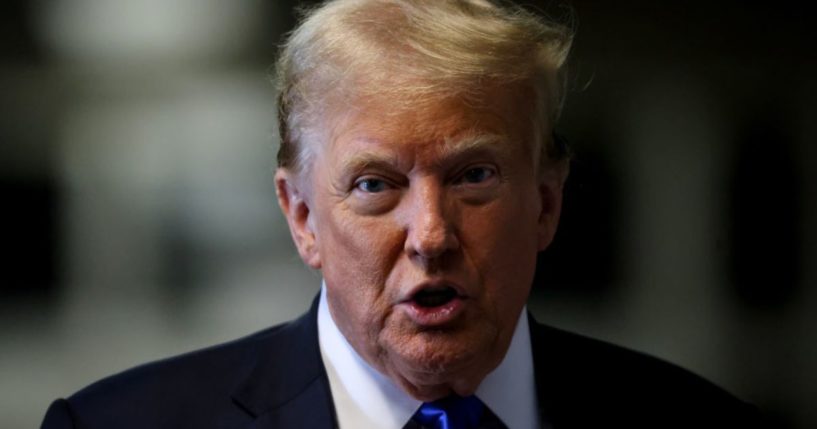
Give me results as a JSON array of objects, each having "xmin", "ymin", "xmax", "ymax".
[{"xmin": 275, "ymin": 169, "xmax": 322, "ymax": 269}]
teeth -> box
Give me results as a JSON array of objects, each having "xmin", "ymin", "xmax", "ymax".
[{"xmin": 413, "ymin": 287, "xmax": 457, "ymax": 308}]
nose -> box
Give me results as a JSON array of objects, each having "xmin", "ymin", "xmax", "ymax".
[{"xmin": 403, "ymin": 180, "xmax": 460, "ymax": 261}]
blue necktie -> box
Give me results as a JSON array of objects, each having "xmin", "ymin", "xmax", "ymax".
[{"xmin": 411, "ymin": 395, "xmax": 484, "ymax": 429}]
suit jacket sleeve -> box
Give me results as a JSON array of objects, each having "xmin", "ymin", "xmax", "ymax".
[
  {"xmin": 38, "ymin": 297, "xmax": 337, "ymax": 429},
  {"xmin": 42, "ymin": 398, "xmax": 76, "ymax": 429}
]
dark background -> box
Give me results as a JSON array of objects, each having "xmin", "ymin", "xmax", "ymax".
[{"xmin": 1, "ymin": 0, "xmax": 814, "ymax": 427}]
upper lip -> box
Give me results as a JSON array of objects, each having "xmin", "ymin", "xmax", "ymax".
[{"xmin": 399, "ymin": 279, "xmax": 468, "ymax": 303}]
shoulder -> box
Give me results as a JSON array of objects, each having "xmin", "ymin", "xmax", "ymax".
[
  {"xmin": 529, "ymin": 319, "xmax": 764, "ymax": 427},
  {"xmin": 42, "ymin": 316, "xmax": 307, "ymax": 429}
]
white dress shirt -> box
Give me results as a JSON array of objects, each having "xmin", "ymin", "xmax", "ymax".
[{"xmin": 317, "ymin": 283, "xmax": 541, "ymax": 429}]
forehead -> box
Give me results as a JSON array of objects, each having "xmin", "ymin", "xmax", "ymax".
[{"xmin": 321, "ymin": 87, "xmax": 535, "ymax": 162}]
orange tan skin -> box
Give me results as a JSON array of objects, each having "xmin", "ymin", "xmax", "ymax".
[{"xmin": 275, "ymin": 86, "xmax": 566, "ymax": 402}]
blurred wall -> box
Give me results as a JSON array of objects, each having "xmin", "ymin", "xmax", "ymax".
[{"xmin": 1, "ymin": 1, "xmax": 814, "ymax": 427}]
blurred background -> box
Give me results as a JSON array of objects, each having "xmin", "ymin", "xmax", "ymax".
[{"xmin": 1, "ymin": 0, "xmax": 813, "ymax": 427}]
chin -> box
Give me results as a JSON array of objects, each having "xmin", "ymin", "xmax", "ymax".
[
  {"xmin": 381, "ymin": 325, "xmax": 500, "ymax": 391},
  {"xmin": 384, "ymin": 342, "xmax": 487, "ymax": 401}
]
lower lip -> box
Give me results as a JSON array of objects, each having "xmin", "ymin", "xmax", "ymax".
[{"xmin": 397, "ymin": 296, "xmax": 466, "ymax": 327}]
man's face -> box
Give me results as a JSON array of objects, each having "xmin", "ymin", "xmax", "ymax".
[{"xmin": 276, "ymin": 87, "xmax": 564, "ymax": 400}]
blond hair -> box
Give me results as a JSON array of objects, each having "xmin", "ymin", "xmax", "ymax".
[{"xmin": 275, "ymin": 0, "xmax": 573, "ymax": 173}]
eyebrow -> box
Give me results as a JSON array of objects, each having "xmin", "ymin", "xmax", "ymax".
[
  {"xmin": 439, "ymin": 133, "xmax": 509, "ymax": 164},
  {"xmin": 338, "ymin": 133, "xmax": 510, "ymax": 177},
  {"xmin": 338, "ymin": 145, "xmax": 402, "ymax": 178}
]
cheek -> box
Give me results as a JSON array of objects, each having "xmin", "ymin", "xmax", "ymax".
[
  {"xmin": 463, "ymin": 194, "xmax": 539, "ymax": 308},
  {"xmin": 319, "ymin": 212, "xmax": 411, "ymax": 361},
  {"xmin": 316, "ymin": 206, "xmax": 406, "ymax": 328},
  {"xmin": 320, "ymin": 211, "xmax": 403, "ymax": 286}
]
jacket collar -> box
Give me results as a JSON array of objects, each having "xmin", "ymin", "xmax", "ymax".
[
  {"xmin": 229, "ymin": 301, "xmax": 558, "ymax": 428},
  {"xmin": 231, "ymin": 295, "xmax": 337, "ymax": 428}
]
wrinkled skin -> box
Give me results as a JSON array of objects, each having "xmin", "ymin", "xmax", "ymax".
[{"xmin": 276, "ymin": 87, "xmax": 565, "ymax": 401}]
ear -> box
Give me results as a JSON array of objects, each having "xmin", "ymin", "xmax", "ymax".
[
  {"xmin": 275, "ymin": 168, "xmax": 321, "ymax": 269},
  {"xmin": 537, "ymin": 160, "xmax": 569, "ymax": 251}
]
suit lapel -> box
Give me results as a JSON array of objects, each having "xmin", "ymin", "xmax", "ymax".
[
  {"xmin": 529, "ymin": 313, "xmax": 576, "ymax": 428},
  {"xmin": 229, "ymin": 304, "xmax": 571, "ymax": 428},
  {"xmin": 527, "ymin": 314, "xmax": 621, "ymax": 427},
  {"xmin": 232, "ymin": 296, "xmax": 337, "ymax": 429}
]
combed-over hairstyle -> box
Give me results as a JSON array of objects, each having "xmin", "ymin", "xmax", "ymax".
[{"xmin": 275, "ymin": 0, "xmax": 573, "ymax": 174}]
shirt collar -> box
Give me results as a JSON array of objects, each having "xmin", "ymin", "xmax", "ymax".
[
  {"xmin": 475, "ymin": 302, "xmax": 539, "ymax": 429},
  {"xmin": 317, "ymin": 282, "xmax": 539, "ymax": 429}
]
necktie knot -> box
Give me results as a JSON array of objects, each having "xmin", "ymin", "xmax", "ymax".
[{"xmin": 411, "ymin": 395, "xmax": 484, "ymax": 429}]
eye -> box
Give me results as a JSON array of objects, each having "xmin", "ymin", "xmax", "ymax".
[
  {"xmin": 457, "ymin": 166, "xmax": 496, "ymax": 185},
  {"xmin": 355, "ymin": 177, "xmax": 390, "ymax": 193}
]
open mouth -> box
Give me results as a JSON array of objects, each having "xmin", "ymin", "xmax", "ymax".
[
  {"xmin": 412, "ymin": 286, "xmax": 459, "ymax": 308},
  {"xmin": 401, "ymin": 283, "xmax": 467, "ymax": 326}
]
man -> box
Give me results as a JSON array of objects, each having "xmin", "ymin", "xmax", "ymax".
[{"xmin": 42, "ymin": 0, "xmax": 760, "ymax": 428}]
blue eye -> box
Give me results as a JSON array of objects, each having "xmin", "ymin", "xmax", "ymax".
[
  {"xmin": 460, "ymin": 167, "xmax": 495, "ymax": 184},
  {"xmin": 356, "ymin": 178, "xmax": 388, "ymax": 193}
]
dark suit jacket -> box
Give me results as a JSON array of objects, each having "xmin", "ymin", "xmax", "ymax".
[{"xmin": 42, "ymin": 296, "xmax": 761, "ymax": 428}]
